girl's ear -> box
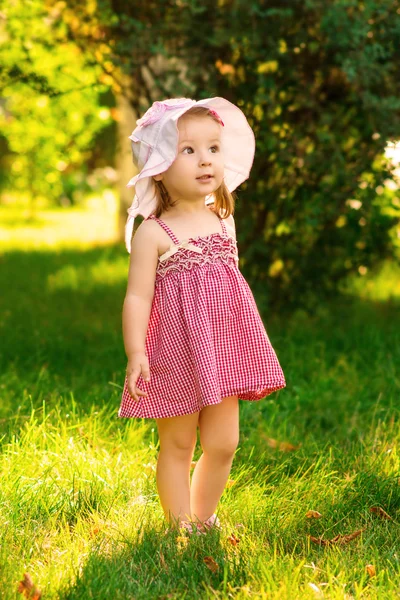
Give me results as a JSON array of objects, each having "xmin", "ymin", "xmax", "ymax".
[{"xmin": 153, "ymin": 173, "xmax": 163, "ymax": 182}]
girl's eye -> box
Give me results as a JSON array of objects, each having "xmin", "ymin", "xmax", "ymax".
[
  {"xmin": 182, "ymin": 146, "xmax": 194, "ymax": 154},
  {"xmin": 210, "ymin": 145, "xmax": 219, "ymax": 153}
]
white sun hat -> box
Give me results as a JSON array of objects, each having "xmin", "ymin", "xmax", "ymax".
[{"xmin": 125, "ymin": 96, "xmax": 256, "ymax": 252}]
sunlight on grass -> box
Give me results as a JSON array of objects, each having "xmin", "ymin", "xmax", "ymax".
[
  {"xmin": 0, "ymin": 397, "xmax": 398, "ymax": 600},
  {"xmin": 0, "ymin": 194, "xmax": 119, "ymax": 250}
]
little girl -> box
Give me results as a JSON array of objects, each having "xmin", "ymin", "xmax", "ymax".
[{"xmin": 118, "ymin": 97, "xmax": 286, "ymax": 534}]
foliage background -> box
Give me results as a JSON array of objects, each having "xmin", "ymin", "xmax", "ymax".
[{"xmin": 1, "ymin": 0, "xmax": 400, "ymax": 307}]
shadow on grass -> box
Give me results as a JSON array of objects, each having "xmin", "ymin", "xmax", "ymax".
[
  {"xmin": 56, "ymin": 467, "xmax": 400, "ymax": 600},
  {"xmin": 0, "ymin": 245, "xmax": 127, "ymax": 416},
  {"xmin": 58, "ymin": 524, "xmax": 245, "ymax": 600}
]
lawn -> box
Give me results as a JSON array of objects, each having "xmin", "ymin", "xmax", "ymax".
[{"xmin": 0, "ymin": 206, "xmax": 399, "ymax": 599}]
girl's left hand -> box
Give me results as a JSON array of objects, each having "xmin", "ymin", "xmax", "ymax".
[{"xmin": 126, "ymin": 352, "xmax": 150, "ymax": 401}]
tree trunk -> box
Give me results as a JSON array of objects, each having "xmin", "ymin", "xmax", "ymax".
[{"xmin": 116, "ymin": 91, "xmax": 137, "ymax": 244}]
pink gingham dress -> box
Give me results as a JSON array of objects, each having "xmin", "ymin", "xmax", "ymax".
[{"xmin": 118, "ymin": 214, "xmax": 286, "ymax": 419}]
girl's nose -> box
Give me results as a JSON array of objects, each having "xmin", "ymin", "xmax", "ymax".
[{"xmin": 199, "ymin": 154, "xmax": 212, "ymax": 166}]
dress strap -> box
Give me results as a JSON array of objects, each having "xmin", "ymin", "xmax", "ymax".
[
  {"xmin": 219, "ymin": 217, "xmax": 227, "ymax": 236},
  {"xmin": 148, "ymin": 215, "xmax": 180, "ymax": 245}
]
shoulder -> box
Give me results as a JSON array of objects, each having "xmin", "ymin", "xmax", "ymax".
[
  {"xmin": 133, "ymin": 216, "xmax": 165, "ymax": 243},
  {"xmin": 131, "ymin": 217, "xmax": 162, "ymax": 256}
]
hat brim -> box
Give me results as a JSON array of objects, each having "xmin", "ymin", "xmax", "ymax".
[{"xmin": 128, "ymin": 96, "xmax": 254, "ymax": 202}]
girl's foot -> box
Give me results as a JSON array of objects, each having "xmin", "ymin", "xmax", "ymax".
[
  {"xmin": 164, "ymin": 520, "xmax": 205, "ymax": 536},
  {"xmin": 196, "ymin": 513, "xmax": 221, "ymax": 533},
  {"xmin": 181, "ymin": 520, "xmax": 205, "ymax": 535}
]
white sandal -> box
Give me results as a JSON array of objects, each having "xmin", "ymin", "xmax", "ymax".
[
  {"xmin": 182, "ymin": 521, "xmax": 205, "ymax": 536},
  {"xmin": 197, "ymin": 513, "xmax": 221, "ymax": 532},
  {"xmin": 165, "ymin": 514, "xmax": 221, "ymax": 535},
  {"xmin": 165, "ymin": 520, "xmax": 205, "ymax": 536}
]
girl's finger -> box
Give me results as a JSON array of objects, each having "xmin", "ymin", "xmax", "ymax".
[
  {"xmin": 130, "ymin": 389, "xmax": 147, "ymax": 401},
  {"xmin": 128, "ymin": 383, "xmax": 148, "ymax": 401},
  {"xmin": 135, "ymin": 387, "xmax": 148, "ymax": 397},
  {"xmin": 128, "ymin": 388, "xmax": 144, "ymax": 401},
  {"xmin": 127, "ymin": 371, "xmax": 140, "ymax": 400},
  {"xmin": 127, "ymin": 370, "xmax": 149, "ymax": 400},
  {"xmin": 142, "ymin": 366, "xmax": 150, "ymax": 382}
]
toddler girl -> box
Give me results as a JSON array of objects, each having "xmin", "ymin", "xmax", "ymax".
[{"xmin": 118, "ymin": 97, "xmax": 286, "ymax": 534}]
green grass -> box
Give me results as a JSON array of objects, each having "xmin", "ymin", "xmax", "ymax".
[{"xmin": 0, "ymin": 207, "xmax": 399, "ymax": 599}]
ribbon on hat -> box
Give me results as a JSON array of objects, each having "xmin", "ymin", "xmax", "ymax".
[
  {"xmin": 125, "ymin": 197, "xmax": 139, "ymax": 253},
  {"xmin": 208, "ymin": 109, "xmax": 224, "ymax": 126}
]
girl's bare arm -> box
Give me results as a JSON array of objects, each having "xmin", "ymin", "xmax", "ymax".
[{"xmin": 122, "ymin": 219, "xmax": 159, "ymax": 359}]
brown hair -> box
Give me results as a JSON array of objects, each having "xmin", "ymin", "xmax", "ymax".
[{"xmin": 153, "ymin": 106, "xmax": 235, "ymax": 219}]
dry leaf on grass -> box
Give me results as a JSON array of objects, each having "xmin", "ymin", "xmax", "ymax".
[
  {"xmin": 370, "ymin": 506, "xmax": 392, "ymax": 520},
  {"xmin": 203, "ymin": 556, "xmax": 219, "ymax": 572},
  {"xmin": 226, "ymin": 479, "xmax": 236, "ymax": 488},
  {"xmin": 90, "ymin": 519, "xmax": 107, "ymax": 538},
  {"xmin": 366, "ymin": 564, "xmax": 376, "ymax": 577},
  {"xmin": 190, "ymin": 461, "xmax": 197, "ymax": 469},
  {"xmin": 262, "ymin": 435, "xmax": 301, "ymax": 452},
  {"xmin": 306, "ymin": 510, "xmax": 322, "ymax": 519},
  {"xmin": 227, "ymin": 533, "xmax": 240, "ymax": 546},
  {"xmin": 263, "ymin": 436, "xmax": 279, "ymax": 449},
  {"xmin": 89, "ymin": 516, "xmax": 117, "ymax": 538},
  {"xmin": 309, "ymin": 527, "xmax": 365, "ymax": 547},
  {"xmin": 17, "ymin": 573, "xmax": 42, "ymax": 599},
  {"xmin": 279, "ymin": 441, "xmax": 301, "ymax": 452},
  {"xmin": 90, "ymin": 526, "xmax": 102, "ymax": 538},
  {"xmin": 309, "ymin": 535, "xmax": 328, "ymax": 546}
]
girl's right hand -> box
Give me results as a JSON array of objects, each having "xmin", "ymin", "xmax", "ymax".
[{"xmin": 126, "ymin": 352, "xmax": 150, "ymax": 401}]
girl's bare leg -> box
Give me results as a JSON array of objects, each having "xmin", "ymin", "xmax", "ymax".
[
  {"xmin": 155, "ymin": 411, "xmax": 199, "ymax": 527},
  {"xmin": 190, "ymin": 395, "xmax": 239, "ymax": 523}
]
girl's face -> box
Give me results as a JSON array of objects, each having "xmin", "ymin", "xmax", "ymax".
[{"xmin": 154, "ymin": 114, "xmax": 224, "ymax": 203}]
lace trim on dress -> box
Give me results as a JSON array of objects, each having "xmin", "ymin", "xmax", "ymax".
[{"xmin": 156, "ymin": 234, "xmax": 238, "ymax": 279}]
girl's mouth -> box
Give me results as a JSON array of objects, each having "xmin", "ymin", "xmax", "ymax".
[{"xmin": 197, "ymin": 175, "xmax": 213, "ymax": 181}]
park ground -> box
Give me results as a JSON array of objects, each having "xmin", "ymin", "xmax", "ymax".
[{"xmin": 0, "ymin": 204, "xmax": 399, "ymax": 599}]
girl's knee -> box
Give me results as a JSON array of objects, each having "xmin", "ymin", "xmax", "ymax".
[
  {"xmin": 201, "ymin": 433, "xmax": 239, "ymax": 461},
  {"xmin": 159, "ymin": 432, "xmax": 197, "ymax": 457},
  {"xmin": 157, "ymin": 413, "xmax": 198, "ymax": 457}
]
